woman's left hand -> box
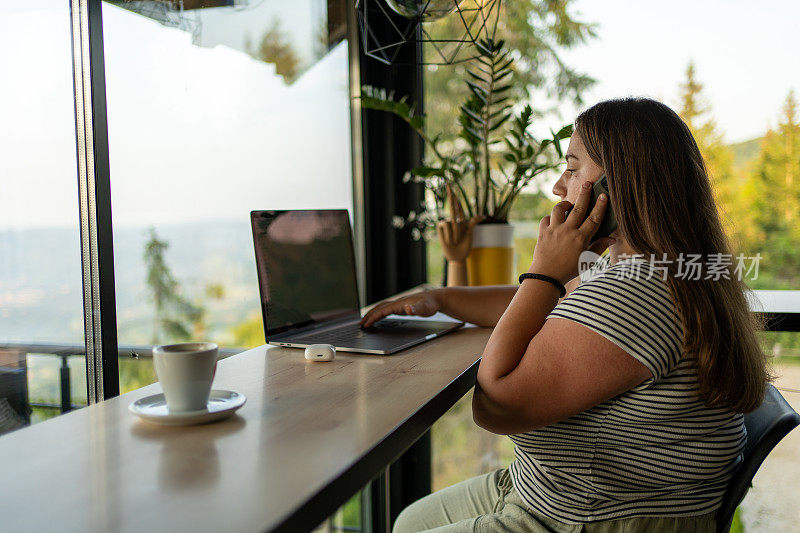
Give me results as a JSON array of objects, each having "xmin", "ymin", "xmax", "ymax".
[{"xmin": 529, "ymin": 180, "xmax": 617, "ymax": 285}]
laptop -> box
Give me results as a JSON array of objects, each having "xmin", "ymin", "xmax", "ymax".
[{"xmin": 250, "ymin": 209, "xmax": 465, "ymax": 354}]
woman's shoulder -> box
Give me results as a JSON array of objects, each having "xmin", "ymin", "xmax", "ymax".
[
  {"xmin": 577, "ymin": 256, "xmax": 679, "ymax": 326},
  {"xmin": 552, "ymin": 254, "xmax": 684, "ymax": 381},
  {"xmin": 578, "ymin": 255, "xmax": 674, "ymax": 302}
]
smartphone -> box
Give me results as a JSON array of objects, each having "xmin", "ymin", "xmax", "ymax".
[{"xmin": 564, "ymin": 173, "xmax": 618, "ymax": 241}]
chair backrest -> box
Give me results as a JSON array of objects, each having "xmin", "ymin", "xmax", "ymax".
[{"xmin": 716, "ymin": 384, "xmax": 800, "ymax": 533}]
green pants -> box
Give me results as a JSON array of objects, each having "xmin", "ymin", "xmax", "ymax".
[{"xmin": 392, "ymin": 468, "xmax": 717, "ymax": 533}]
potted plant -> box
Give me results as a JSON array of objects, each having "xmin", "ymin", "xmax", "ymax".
[{"xmin": 361, "ymin": 38, "xmax": 572, "ymax": 286}]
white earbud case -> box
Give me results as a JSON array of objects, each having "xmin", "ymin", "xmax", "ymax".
[{"xmin": 304, "ymin": 344, "xmax": 335, "ymax": 362}]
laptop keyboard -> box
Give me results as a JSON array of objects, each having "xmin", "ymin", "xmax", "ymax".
[{"xmin": 296, "ymin": 320, "xmax": 408, "ymax": 344}]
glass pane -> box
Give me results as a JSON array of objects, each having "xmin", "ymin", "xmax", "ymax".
[
  {"xmin": 102, "ymin": 0, "xmax": 353, "ymax": 393},
  {"xmin": 741, "ymin": 331, "xmax": 800, "ymax": 530},
  {"xmin": 554, "ymin": 1, "xmax": 800, "ymax": 292},
  {"xmin": 425, "ymin": 0, "xmax": 597, "ymax": 493},
  {"xmin": 0, "ymin": 2, "xmax": 88, "ymax": 435},
  {"xmin": 431, "ymin": 392, "xmax": 513, "ymax": 492},
  {"xmin": 426, "ymin": 2, "xmax": 800, "ymax": 531},
  {"xmin": 311, "ymin": 490, "xmax": 363, "ymax": 532}
]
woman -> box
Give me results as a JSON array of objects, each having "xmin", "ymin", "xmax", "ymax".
[{"xmin": 360, "ymin": 97, "xmax": 773, "ymax": 532}]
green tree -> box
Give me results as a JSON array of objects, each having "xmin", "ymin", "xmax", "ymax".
[
  {"xmin": 143, "ymin": 227, "xmax": 204, "ymax": 344},
  {"xmin": 230, "ymin": 313, "xmax": 265, "ymax": 349},
  {"xmin": 740, "ymin": 91, "xmax": 800, "ymax": 285},
  {"xmin": 118, "ymin": 357, "xmax": 157, "ymax": 394},
  {"xmin": 677, "ymin": 62, "xmax": 740, "ymax": 241},
  {"xmin": 773, "ymin": 91, "xmax": 800, "ymax": 225},
  {"xmin": 508, "ymin": 190, "xmax": 557, "ymax": 221},
  {"xmin": 247, "ymin": 20, "xmax": 301, "ymax": 84},
  {"xmin": 423, "ymin": 0, "xmax": 597, "ymax": 138}
]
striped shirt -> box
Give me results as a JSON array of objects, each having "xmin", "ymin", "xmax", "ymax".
[{"xmin": 508, "ymin": 254, "xmax": 745, "ymax": 523}]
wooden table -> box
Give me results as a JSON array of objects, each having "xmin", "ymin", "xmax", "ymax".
[
  {"xmin": 0, "ymin": 311, "xmax": 491, "ymax": 533},
  {"xmin": 1, "ymin": 287, "xmax": 795, "ymax": 533}
]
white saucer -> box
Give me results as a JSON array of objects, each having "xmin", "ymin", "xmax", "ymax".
[{"xmin": 129, "ymin": 390, "xmax": 246, "ymax": 426}]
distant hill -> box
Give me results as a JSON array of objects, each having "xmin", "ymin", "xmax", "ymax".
[
  {"xmin": 0, "ymin": 220, "xmax": 260, "ymax": 346},
  {"xmin": 729, "ymin": 137, "xmax": 763, "ymax": 169}
]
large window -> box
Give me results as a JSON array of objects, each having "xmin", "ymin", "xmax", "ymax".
[
  {"xmin": 0, "ymin": 2, "xmax": 88, "ymax": 434},
  {"xmin": 0, "ymin": 0, "xmax": 356, "ymax": 433},
  {"xmin": 101, "ymin": 2, "xmax": 363, "ymax": 529},
  {"xmin": 102, "ymin": 0, "xmax": 354, "ymax": 393},
  {"xmin": 426, "ymin": 1, "xmax": 800, "ymax": 530},
  {"xmin": 1, "ymin": 0, "xmax": 362, "ymax": 528}
]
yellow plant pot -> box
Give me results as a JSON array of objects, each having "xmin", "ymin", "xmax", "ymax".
[{"xmin": 467, "ymin": 223, "xmax": 515, "ymax": 286}]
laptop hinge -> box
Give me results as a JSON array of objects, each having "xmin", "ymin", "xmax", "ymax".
[{"xmin": 269, "ymin": 314, "xmax": 359, "ymax": 340}]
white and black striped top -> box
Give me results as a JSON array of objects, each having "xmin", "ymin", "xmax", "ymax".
[{"xmin": 508, "ymin": 254, "xmax": 745, "ymax": 523}]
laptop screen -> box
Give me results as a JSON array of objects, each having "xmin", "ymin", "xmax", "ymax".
[{"xmin": 250, "ymin": 210, "xmax": 360, "ymax": 335}]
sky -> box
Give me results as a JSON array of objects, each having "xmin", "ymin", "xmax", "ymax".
[
  {"xmin": 2, "ymin": 1, "xmax": 799, "ymax": 229},
  {"xmin": 101, "ymin": 3, "xmax": 352, "ymax": 229},
  {"xmin": 554, "ymin": 0, "xmax": 800, "ymax": 144},
  {"xmin": 0, "ymin": 1, "xmax": 352, "ymax": 231}
]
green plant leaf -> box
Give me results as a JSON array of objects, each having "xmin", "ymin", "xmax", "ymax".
[
  {"xmin": 461, "ymin": 125, "xmax": 483, "ymax": 142},
  {"xmin": 494, "ymin": 70, "xmax": 513, "ymax": 84},
  {"xmin": 466, "ymin": 86, "xmax": 488, "ymax": 105},
  {"xmin": 493, "ymin": 52, "xmax": 511, "ymax": 68},
  {"xmin": 474, "ymin": 55, "xmax": 493, "ymax": 68},
  {"xmin": 409, "ymin": 166, "xmax": 446, "ymax": 178},
  {"xmin": 496, "ymin": 57, "xmax": 514, "ymax": 73},
  {"xmin": 460, "ymin": 106, "xmax": 484, "ymax": 124},
  {"xmin": 360, "ymin": 95, "xmax": 416, "ymax": 122},
  {"xmin": 488, "ymin": 107, "xmax": 511, "ymax": 122},
  {"xmin": 555, "ymin": 124, "xmax": 574, "ymax": 139},
  {"xmin": 490, "ymin": 113, "xmax": 512, "ymax": 131},
  {"xmin": 466, "ymin": 69, "xmax": 488, "ymax": 84},
  {"xmin": 465, "ymin": 79, "xmax": 488, "ymax": 95}
]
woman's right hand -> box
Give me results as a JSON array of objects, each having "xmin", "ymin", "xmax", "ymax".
[{"xmin": 359, "ymin": 289, "xmax": 444, "ymax": 329}]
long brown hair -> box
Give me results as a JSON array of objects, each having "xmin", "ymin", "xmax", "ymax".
[{"xmin": 575, "ymin": 97, "xmax": 772, "ymax": 413}]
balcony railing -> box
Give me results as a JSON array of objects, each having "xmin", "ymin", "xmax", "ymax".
[{"xmin": 0, "ymin": 342, "xmax": 243, "ymax": 424}]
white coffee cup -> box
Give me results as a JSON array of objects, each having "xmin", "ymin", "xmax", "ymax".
[{"xmin": 152, "ymin": 342, "xmax": 218, "ymax": 412}]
